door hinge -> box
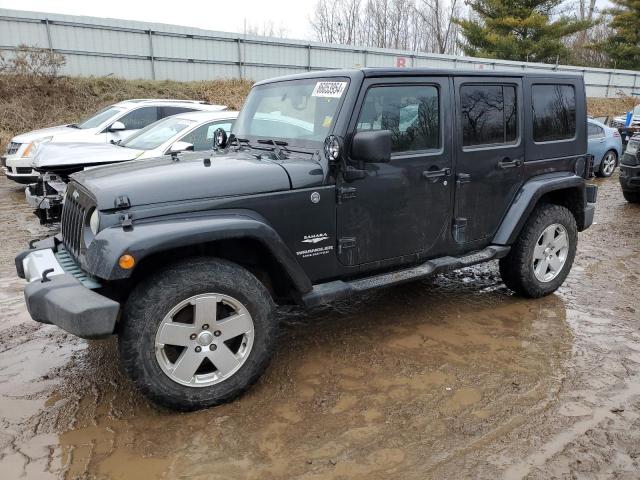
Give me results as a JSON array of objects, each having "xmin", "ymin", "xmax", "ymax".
[
  {"xmin": 337, "ymin": 186, "xmax": 357, "ymax": 204},
  {"xmin": 338, "ymin": 237, "xmax": 356, "ymax": 254},
  {"xmin": 457, "ymin": 173, "xmax": 471, "ymax": 185},
  {"xmin": 453, "ymin": 218, "xmax": 467, "ymax": 243}
]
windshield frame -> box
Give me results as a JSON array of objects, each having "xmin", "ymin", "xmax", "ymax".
[
  {"xmin": 76, "ymin": 106, "xmax": 125, "ymax": 130},
  {"xmin": 233, "ymin": 76, "xmax": 351, "ymax": 149},
  {"xmin": 120, "ymin": 116, "xmax": 197, "ymax": 151}
]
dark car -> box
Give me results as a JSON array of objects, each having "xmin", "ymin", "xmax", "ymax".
[
  {"xmin": 15, "ymin": 68, "xmax": 597, "ymax": 410},
  {"xmin": 619, "ymin": 133, "xmax": 640, "ymax": 203}
]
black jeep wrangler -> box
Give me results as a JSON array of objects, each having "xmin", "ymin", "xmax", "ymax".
[{"xmin": 15, "ymin": 69, "xmax": 597, "ymax": 410}]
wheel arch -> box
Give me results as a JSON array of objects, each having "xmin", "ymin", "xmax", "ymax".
[
  {"xmin": 84, "ymin": 211, "xmax": 313, "ymax": 301},
  {"xmin": 493, "ymin": 173, "xmax": 588, "ymax": 245}
]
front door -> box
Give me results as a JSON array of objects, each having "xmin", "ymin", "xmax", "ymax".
[
  {"xmin": 336, "ymin": 78, "xmax": 453, "ymax": 266},
  {"xmin": 453, "ymin": 78, "xmax": 524, "ymax": 243}
]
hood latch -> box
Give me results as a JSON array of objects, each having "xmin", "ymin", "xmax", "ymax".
[{"xmin": 120, "ymin": 213, "xmax": 133, "ymax": 231}]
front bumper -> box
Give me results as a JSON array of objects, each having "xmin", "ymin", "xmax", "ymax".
[
  {"xmin": 16, "ymin": 238, "xmax": 119, "ymax": 339},
  {"xmin": 619, "ymin": 164, "xmax": 640, "ymax": 192},
  {"xmin": 3, "ymin": 154, "xmax": 39, "ymax": 183}
]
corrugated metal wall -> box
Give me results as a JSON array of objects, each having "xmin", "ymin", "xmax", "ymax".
[{"xmin": 1, "ymin": 8, "xmax": 639, "ymax": 97}]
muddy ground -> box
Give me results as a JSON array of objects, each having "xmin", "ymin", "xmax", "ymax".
[{"xmin": 0, "ymin": 173, "xmax": 638, "ymax": 480}]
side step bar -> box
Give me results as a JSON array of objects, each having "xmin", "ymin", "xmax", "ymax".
[{"xmin": 300, "ymin": 245, "xmax": 510, "ymax": 307}]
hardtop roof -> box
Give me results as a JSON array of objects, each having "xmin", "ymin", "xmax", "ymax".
[{"xmin": 254, "ymin": 67, "xmax": 584, "ymax": 86}]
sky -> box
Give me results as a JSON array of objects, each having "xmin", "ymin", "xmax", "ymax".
[{"xmin": 0, "ymin": 0, "xmax": 318, "ymax": 40}]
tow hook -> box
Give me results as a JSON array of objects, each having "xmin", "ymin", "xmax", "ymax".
[{"xmin": 41, "ymin": 268, "xmax": 54, "ymax": 283}]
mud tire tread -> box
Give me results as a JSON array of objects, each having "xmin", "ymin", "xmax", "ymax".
[
  {"xmin": 118, "ymin": 257, "xmax": 276, "ymax": 411},
  {"xmin": 499, "ymin": 204, "xmax": 577, "ymax": 298}
]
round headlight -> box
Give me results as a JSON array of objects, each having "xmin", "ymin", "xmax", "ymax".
[{"xmin": 89, "ymin": 209, "xmax": 100, "ymax": 235}]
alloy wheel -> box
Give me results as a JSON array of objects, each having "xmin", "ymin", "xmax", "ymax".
[
  {"xmin": 155, "ymin": 293, "xmax": 254, "ymax": 387},
  {"xmin": 532, "ymin": 223, "xmax": 569, "ymax": 283},
  {"xmin": 601, "ymin": 152, "xmax": 617, "ymax": 176}
]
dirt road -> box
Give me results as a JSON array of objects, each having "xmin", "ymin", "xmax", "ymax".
[{"xmin": 0, "ymin": 174, "xmax": 638, "ymax": 479}]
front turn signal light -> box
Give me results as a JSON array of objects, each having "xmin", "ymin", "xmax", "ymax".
[{"xmin": 118, "ymin": 254, "xmax": 135, "ymax": 270}]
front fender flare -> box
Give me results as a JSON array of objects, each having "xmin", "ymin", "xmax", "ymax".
[
  {"xmin": 493, "ymin": 173, "xmax": 586, "ymax": 245},
  {"xmin": 84, "ymin": 211, "xmax": 313, "ymax": 294}
]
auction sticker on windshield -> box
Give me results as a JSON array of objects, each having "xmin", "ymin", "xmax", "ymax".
[{"xmin": 312, "ymin": 81, "xmax": 347, "ymax": 98}]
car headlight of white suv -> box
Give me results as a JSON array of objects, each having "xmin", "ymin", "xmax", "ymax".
[{"xmin": 23, "ymin": 136, "xmax": 53, "ymax": 158}]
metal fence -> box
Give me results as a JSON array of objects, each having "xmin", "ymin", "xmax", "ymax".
[{"xmin": 1, "ymin": 7, "xmax": 639, "ymax": 98}]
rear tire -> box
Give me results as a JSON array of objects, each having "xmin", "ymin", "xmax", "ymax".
[
  {"xmin": 596, "ymin": 150, "xmax": 617, "ymax": 177},
  {"xmin": 118, "ymin": 257, "xmax": 276, "ymax": 411},
  {"xmin": 499, "ymin": 204, "xmax": 577, "ymax": 298},
  {"xmin": 622, "ymin": 190, "xmax": 640, "ymax": 203}
]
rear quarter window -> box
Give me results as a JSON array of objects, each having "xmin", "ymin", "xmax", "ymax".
[{"xmin": 532, "ymin": 85, "xmax": 576, "ymax": 142}]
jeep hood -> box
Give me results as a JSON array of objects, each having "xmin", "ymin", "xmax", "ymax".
[
  {"xmin": 72, "ymin": 151, "xmax": 323, "ymax": 208},
  {"xmin": 33, "ymin": 143, "xmax": 143, "ymax": 169}
]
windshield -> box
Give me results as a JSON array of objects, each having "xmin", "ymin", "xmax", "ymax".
[
  {"xmin": 76, "ymin": 106, "xmax": 124, "ymax": 129},
  {"xmin": 233, "ymin": 78, "xmax": 349, "ymax": 147},
  {"xmin": 120, "ymin": 116, "xmax": 196, "ymax": 150}
]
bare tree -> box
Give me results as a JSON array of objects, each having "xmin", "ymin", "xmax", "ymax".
[
  {"xmin": 414, "ymin": 0, "xmax": 461, "ymax": 54},
  {"xmin": 310, "ymin": 0, "xmax": 462, "ymax": 55},
  {"xmin": 245, "ymin": 21, "xmax": 288, "ymax": 38}
]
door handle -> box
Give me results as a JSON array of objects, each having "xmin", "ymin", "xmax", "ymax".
[
  {"xmin": 422, "ymin": 168, "xmax": 451, "ymax": 180},
  {"xmin": 497, "ymin": 157, "xmax": 522, "ymax": 169}
]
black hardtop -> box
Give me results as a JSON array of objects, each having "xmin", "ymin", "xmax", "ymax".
[{"xmin": 253, "ymin": 67, "xmax": 584, "ymax": 86}]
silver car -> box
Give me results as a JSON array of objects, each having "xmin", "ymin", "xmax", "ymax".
[
  {"xmin": 2, "ymin": 99, "xmax": 227, "ymax": 184},
  {"xmin": 26, "ymin": 110, "xmax": 238, "ymax": 223}
]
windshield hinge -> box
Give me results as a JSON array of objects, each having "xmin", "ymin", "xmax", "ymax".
[
  {"xmin": 114, "ymin": 195, "xmax": 130, "ymax": 209},
  {"xmin": 120, "ymin": 212, "xmax": 133, "ymax": 231},
  {"xmin": 337, "ymin": 186, "xmax": 357, "ymax": 204}
]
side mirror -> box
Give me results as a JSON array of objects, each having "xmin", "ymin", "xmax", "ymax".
[
  {"xmin": 169, "ymin": 141, "xmax": 194, "ymax": 154},
  {"xmin": 213, "ymin": 128, "xmax": 228, "ymax": 149},
  {"xmin": 351, "ymin": 130, "xmax": 392, "ymax": 163},
  {"xmin": 108, "ymin": 121, "xmax": 126, "ymax": 132}
]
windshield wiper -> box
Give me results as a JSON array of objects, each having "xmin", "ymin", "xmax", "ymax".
[
  {"xmin": 257, "ymin": 139, "xmax": 288, "ymax": 159},
  {"xmin": 68, "ymin": 123, "xmax": 80, "ymax": 129}
]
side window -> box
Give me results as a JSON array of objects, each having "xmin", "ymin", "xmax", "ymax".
[
  {"xmin": 588, "ymin": 123, "xmax": 604, "ymax": 139},
  {"xmin": 356, "ymin": 85, "xmax": 440, "ymax": 153},
  {"xmin": 532, "ymin": 85, "xmax": 576, "ymax": 142},
  {"xmin": 158, "ymin": 106, "xmax": 196, "ymax": 119},
  {"xmin": 460, "ymin": 84, "xmax": 518, "ymax": 147},
  {"xmin": 118, "ymin": 107, "xmax": 159, "ymax": 130},
  {"xmin": 180, "ymin": 121, "xmax": 232, "ymax": 151}
]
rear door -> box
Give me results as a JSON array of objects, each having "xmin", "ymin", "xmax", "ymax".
[
  {"xmin": 453, "ymin": 77, "xmax": 524, "ymax": 243},
  {"xmin": 336, "ymin": 77, "xmax": 453, "ymax": 266}
]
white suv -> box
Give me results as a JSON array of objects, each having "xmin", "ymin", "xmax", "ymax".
[{"xmin": 2, "ymin": 99, "xmax": 227, "ymax": 184}]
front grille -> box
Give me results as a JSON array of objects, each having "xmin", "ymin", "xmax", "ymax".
[
  {"xmin": 6, "ymin": 142, "xmax": 21, "ymax": 155},
  {"xmin": 61, "ymin": 184, "xmax": 92, "ymax": 259},
  {"xmin": 16, "ymin": 167, "xmax": 33, "ymax": 174}
]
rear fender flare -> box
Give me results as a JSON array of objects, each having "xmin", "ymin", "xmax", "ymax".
[{"xmin": 493, "ymin": 173, "xmax": 586, "ymax": 245}]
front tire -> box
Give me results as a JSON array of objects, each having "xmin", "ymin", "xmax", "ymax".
[
  {"xmin": 597, "ymin": 150, "xmax": 618, "ymax": 177},
  {"xmin": 499, "ymin": 204, "xmax": 577, "ymax": 298},
  {"xmin": 118, "ymin": 257, "xmax": 276, "ymax": 411}
]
